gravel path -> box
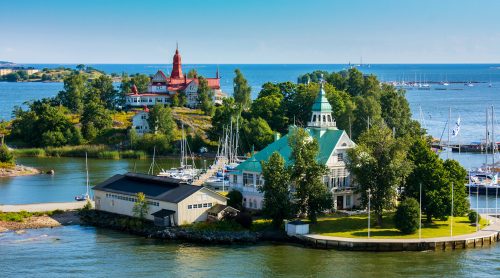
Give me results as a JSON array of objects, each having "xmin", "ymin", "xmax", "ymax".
[{"xmin": 0, "ymin": 201, "xmax": 94, "ymax": 212}]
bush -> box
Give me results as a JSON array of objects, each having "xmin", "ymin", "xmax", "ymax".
[
  {"xmin": 394, "ymin": 198, "xmax": 420, "ymax": 234},
  {"xmin": 468, "ymin": 211, "xmax": 481, "ymax": 224},
  {"xmin": 226, "ymin": 190, "xmax": 243, "ymax": 211},
  {"xmin": 235, "ymin": 212, "xmax": 253, "ymax": 229},
  {"xmin": 0, "ymin": 144, "xmax": 14, "ymax": 165}
]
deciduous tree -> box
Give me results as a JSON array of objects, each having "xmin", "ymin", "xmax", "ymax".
[{"xmin": 260, "ymin": 152, "xmax": 293, "ymax": 228}]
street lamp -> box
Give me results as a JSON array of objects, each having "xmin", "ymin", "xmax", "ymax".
[{"xmin": 367, "ymin": 188, "xmax": 371, "ymax": 238}]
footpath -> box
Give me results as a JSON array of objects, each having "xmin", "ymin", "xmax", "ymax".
[{"xmin": 0, "ymin": 201, "xmax": 94, "ymax": 212}]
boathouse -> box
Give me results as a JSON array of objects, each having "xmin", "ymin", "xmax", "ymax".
[
  {"xmin": 230, "ymin": 82, "xmax": 359, "ymax": 210},
  {"xmin": 93, "ymin": 173, "xmax": 227, "ymax": 226}
]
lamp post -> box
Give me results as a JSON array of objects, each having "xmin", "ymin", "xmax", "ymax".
[
  {"xmin": 419, "ymin": 183, "xmax": 422, "ymax": 240},
  {"xmin": 367, "ymin": 188, "xmax": 371, "ymax": 238},
  {"xmin": 451, "ymin": 182, "xmax": 454, "ymax": 238}
]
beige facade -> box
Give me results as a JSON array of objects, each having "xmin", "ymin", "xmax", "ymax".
[
  {"xmin": 0, "ymin": 68, "xmax": 13, "ymax": 76},
  {"xmin": 94, "ymin": 187, "xmax": 226, "ymax": 226}
]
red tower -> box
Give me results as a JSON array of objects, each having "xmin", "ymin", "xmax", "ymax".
[{"xmin": 170, "ymin": 45, "xmax": 183, "ymax": 79}]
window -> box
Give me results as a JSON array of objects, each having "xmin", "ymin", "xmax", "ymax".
[
  {"xmin": 337, "ymin": 153, "xmax": 344, "ymax": 162},
  {"xmin": 243, "ymin": 173, "xmax": 253, "ymax": 186},
  {"xmin": 193, "ymin": 204, "xmax": 197, "ymax": 208},
  {"xmin": 232, "ymin": 175, "xmax": 237, "ymax": 184},
  {"xmin": 346, "ymin": 195, "xmax": 352, "ymax": 207},
  {"xmin": 323, "ymin": 115, "xmax": 326, "ymax": 122},
  {"xmin": 255, "ymin": 175, "xmax": 262, "ymax": 186},
  {"xmin": 313, "ymin": 115, "xmax": 317, "ymax": 122},
  {"xmin": 188, "ymin": 205, "xmax": 192, "ymax": 209},
  {"xmin": 203, "ymin": 203, "xmax": 208, "ymax": 207},
  {"xmin": 198, "ymin": 204, "xmax": 203, "ymax": 208},
  {"xmin": 207, "ymin": 203, "xmax": 212, "ymax": 207}
]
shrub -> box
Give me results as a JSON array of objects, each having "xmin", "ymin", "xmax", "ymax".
[
  {"xmin": 468, "ymin": 211, "xmax": 481, "ymax": 224},
  {"xmin": 394, "ymin": 198, "xmax": 420, "ymax": 234},
  {"xmin": 226, "ymin": 190, "xmax": 243, "ymax": 211},
  {"xmin": 235, "ymin": 212, "xmax": 253, "ymax": 229},
  {"xmin": 0, "ymin": 144, "xmax": 14, "ymax": 165}
]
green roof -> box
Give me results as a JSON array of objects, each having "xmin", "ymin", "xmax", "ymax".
[
  {"xmin": 236, "ymin": 127, "xmax": 344, "ymax": 173},
  {"xmin": 311, "ymin": 84, "xmax": 333, "ymax": 113}
]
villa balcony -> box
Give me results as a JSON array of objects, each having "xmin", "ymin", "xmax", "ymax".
[{"xmin": 307, "ymin": 121, "xmax": 336, "ymax": 128}]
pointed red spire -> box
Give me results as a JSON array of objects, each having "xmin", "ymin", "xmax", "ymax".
[
  {"xmin": 170, "ymin": 44, "xmax": 183, "ymax": 79},
  {"xmin": 131, "ymin": 84, "xmax": 138, "ymax": 94}
]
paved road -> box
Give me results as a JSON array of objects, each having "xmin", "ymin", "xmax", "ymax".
[{"xmin": 0, "ymin": 201, "xmax": 95, "ymax": 212}]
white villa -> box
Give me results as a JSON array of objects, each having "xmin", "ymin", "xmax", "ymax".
[
  {"xmin": 93, "ymin": 173, "xmax": 228, "ymax": 226},
  {"xmin": 131, "ymin": 110, "xmax": 150, "ymax": 135},
  {"xmin": 230, "ymin": 83, "xmax": 359, "ymax": 210}
]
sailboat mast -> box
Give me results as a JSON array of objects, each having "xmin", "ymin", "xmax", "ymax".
[
  {"xmin": 486, "ymin": 107, "xmax": 489, "ymax": 167},
  {"xmin": 235, "ymin": 116, "xmax": 239, "ymax": 160},
  {"xmin": 447, "ymin": 107, "xmax": 451, "ymax": 159},
  {"xmin": 492, "ymin": 105, "xmax": 496, "ymax": 167},
  {"xmin": 85, "ymin": 152, "xmax": 89, "ymax": 198}
]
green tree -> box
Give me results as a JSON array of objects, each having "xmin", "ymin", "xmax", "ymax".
[
  {"xmin": 130, "ymin": 74, "xmax": 150, "ymax": 93},
  {"xmin": 187, "ymin": 69, "xmax": 198, "ymax": 78},
  {"xmin": 11, "ymin": 101, "xmax": 81, "ymax": 147},
  {"xmin": 197, "ymin": 76, "xmax": 215, "ymax": 116},
  {"xmin": 81, "ymin": 99, "xmax": 112, "ymax": 141},
  {"xmin": 346, "ymin": 125, "xmax": 412, "ymax": 225},
  {"xmin": 86, "ymin": 75, "xmax": 118, "ymax": 110},
  {"xmin": 351, "ymin": 95, "xmax": 382, "ymax": 140},
  {"xmin": 404, "ymin": 138, "xmax": 469, "ymax": 222},
  {"xmin": 241, "ymin": 117, "xmax": 274, "ymax": 151},
  {"xmin": 346, "ymin": 68, "xmax": 365, "ymax": 96},
  {"xmin": 251, "ymin": 89, "xmax": 288, "ymax": 133},
  {"xmin": 233, "ymin": 69, "xmax": 251, "ymax": 110},
  {"xmin": 210, "ymin": 97, "xmax": 240, "ymax": 140},
  {"xmin": 288, "ymin": 127, "xmax": 333, "ymax": 222},
  {"xmin": 4, "ymin": 72, "xmax": 20, "ymax": 82},
  {"xmin": 0, "ymin": 144, "xmax": 14, "ymax": 166},
  {"xmin": 226, "ymin": 190, "xmax": 243, "ymax": 211},
  {"xmin": 132, "ymin": 192, "xmax": 149, "ymax": 220},
  {"xmin": 57, "ymin": 72, "xmax": 87, "ymax": 113},
  {"xmin": 17, "ymin": 70, "xmax": 29, "ymax": 80},
  {"xmin": 394, "ymin": 198, "xmax": 420, "ymax": 234},
  {"xmin": 147, "ymin": 103, "xmax": 175, "ymax": 140},
  {"xmin": 380, "ymin": 85, "xmax": 415, "ymax": 138},
  {"xmin": 260, "ymin": 152, "xmax": 293, "ymax": 228},
  {"xmin": 76, "ymin": 64, "xmax": 86, "ymax": 71}
]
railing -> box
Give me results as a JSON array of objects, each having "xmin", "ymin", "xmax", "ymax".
[{"xmin": 471, "ymin": 208, "xmax": 500, "ymax": 215}]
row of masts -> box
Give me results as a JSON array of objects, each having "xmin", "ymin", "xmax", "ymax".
[{"xmin": 215, "ymin": 116, "xmax": 241, "ymax": 165}]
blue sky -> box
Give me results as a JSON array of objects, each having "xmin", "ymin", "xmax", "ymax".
[{"xmin": 1, "ymin": 0, "xmax": 500, "ymax": 64}]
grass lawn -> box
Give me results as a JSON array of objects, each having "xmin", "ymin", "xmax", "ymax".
[{"xmin": 310, "ymin": 213, "xmax": 489, "ymax": 239}]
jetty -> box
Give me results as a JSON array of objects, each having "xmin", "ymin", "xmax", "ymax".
[{"xmin": 298, "ymin": 215, "xmax": 500, "ymax": 251}]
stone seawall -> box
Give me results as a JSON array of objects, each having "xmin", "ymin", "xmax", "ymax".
[{"xmin": 79, "ymin": 210, "xmax": 288, "ymax": 245}]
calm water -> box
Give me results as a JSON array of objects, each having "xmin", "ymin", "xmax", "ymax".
[{"xmin": 0, "ymin": 225, "xmax": 500, "ymax": 278}]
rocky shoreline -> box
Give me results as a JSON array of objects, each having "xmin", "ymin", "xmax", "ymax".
[
  {"xmin": 0, "ymin": 164, "xmax": 40, "ymax": 178},
  {"xmin": 79, "ymin": 210, "xmax": 292, "ymax": 245},
  {"xmin": 0, "ymin": 211, "xmax": 80, "ymax": 233}
]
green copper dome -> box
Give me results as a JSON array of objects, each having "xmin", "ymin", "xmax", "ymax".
[{"xmin": 311, "ymin": 83, "xmax": 333, "ymax": 113}]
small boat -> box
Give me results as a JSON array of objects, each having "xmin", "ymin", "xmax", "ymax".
[{"xmin": 465, "ymin": 82, "xmax": 474, "ymax": 87}]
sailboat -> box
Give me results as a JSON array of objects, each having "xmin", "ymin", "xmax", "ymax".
[
  {"xmin": 75, "ymin": 153, "xmax": 91, "ymax": 201},
  {"xmin": 467, "ymin": 106, "xmax": 500, "ymax": 194},
  {"xmin": 158, "ymin": 124, "xmax": 200, "ymax": 182}
]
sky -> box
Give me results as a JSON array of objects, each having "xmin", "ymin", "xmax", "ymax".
[{"xmin": 1, "ymin": 0, "xmax": 500, "ymax": 64}]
